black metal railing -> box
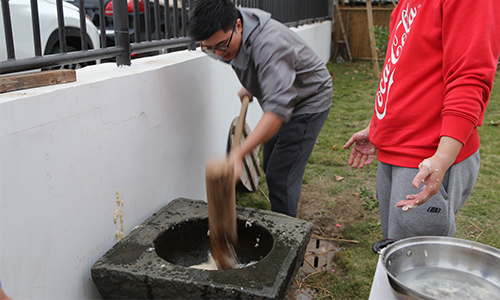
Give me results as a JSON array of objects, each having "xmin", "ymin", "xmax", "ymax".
[
  {"xmin": 0, "ymin": 0, "xmax": 331, "ymax": 75},
  {"xmin": 236, "ymin": 0, "xmax": 331, "ymax": 26}
]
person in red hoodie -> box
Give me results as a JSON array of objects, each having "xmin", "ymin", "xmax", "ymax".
[{"xmin": 344, "ymin": 0, "xmax": 500, "ymax": 240}]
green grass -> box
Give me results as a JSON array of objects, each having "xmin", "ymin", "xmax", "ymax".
[{"xmin": 236, "ymin": 60, "xmax": 500, "ymax": 299}]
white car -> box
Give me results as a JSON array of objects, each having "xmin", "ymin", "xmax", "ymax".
[{"xmin": 0, "ymin": 0, "xmax": 100, "ymax": 69}]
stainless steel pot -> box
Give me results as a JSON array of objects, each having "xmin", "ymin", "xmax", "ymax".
[{"xmin": 372, "ymin": 236, "xmax": 500, "ymax": 300}]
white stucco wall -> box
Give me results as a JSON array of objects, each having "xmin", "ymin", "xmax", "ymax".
[{"xmin": 0, "ymin": 20, "xmax": 331, "ymax": 299}]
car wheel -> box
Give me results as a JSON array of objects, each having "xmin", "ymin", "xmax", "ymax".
[
  {"xmin": 44, "ymin": 28, "xmax": 97, "ymax": 70},
  {"xmin": 47, "ymin": 45, "xmax": 88, "ymax": 70}
]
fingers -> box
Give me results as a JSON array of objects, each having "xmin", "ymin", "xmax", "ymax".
[
  {"xmin": 360, "ymin": 153, "xmax": 376, "ymax": 168},
  {"xmin": 395, "ymin": 200, "xmax": 416, "ymax": 212},
  {"xmin": 343, "ymin": 134, "xmax": 357, "ymax": 150},
  {"xmin": 398, "ymin": 184, "xmax": 439, "ymax": 212},
  {"xmin": 405, "ymin": 194, "xmax": 417, "ymax": 200},
  {"xmin": 353, "ymin": 151, "xmax": 363, "ymax": 168},
  {"xmin": 350, "ymin": 152, "xmax": 375, "ymax": 169},
  {"xmin": 351, "ymin": 149, "xmax": 366, "ymax": 168},
  {"xmin": 365, "ymin": 154, "xmax": 375, "ymax": 166},
  {"xmin": 395, "ymin": 191, "xmax": 430, "ymax": 211},
  {"xmin": 359, "ymin": 154, "xmax": 368, "ymax": 168},
  {"xmin": 232, "ymin": 158, "xmax": 243, "ymax": 184},
  {"xmin": 347, "ymin": 147, "xmax": 357, "ymax": 166},
  {"xmin": 228, "ymin": 148, "xmax": 243, "ymax": 184},
  {"xmin": 358, "ymin": 153, "xmax": 369, "ymax": 168},
  {"xmin": 412, "ymin": 158, "xmax": 431, "ymax": 188},
  {"xmin": 237, "ymin": 87, "xmax": 253, "ymax": 102},
  {"xmin": 349, "ymin": 151, "xmax": 373, "ymax": 169}
]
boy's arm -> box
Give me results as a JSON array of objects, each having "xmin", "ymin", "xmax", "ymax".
[{"xmin": 229, "ymin": 111, "xmax": 283, "ymax": 181}]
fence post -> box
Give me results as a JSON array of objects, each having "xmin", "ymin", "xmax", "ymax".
[
  {"xmin": 187, "ymin": 0, "xmax": 197, "ymax": 50},
  {"xmin": 56, "ymin": 0, "xmax": 67, "ymax": 53},
  {"xmin": 366, "ymin": 0, "xmax": 380, "ymax": 79},
  {"xmin": 2, "ymin": 0, "xmax": 15, "ymax": 59},
  {"xmin": 113, "ymin": 0, "xmax": 131, "ymax": 66}
]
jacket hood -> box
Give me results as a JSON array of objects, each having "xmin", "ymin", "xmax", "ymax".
[{"xmin": 229, "ymin": 8, "xmax": 272, "ymax": 69}]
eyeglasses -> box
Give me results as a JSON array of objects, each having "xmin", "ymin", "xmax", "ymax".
[{"xmin": 201, "ymin": 23, "xmax": 236, "ymax": 53}]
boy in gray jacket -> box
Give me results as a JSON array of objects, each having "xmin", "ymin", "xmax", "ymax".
[{"xmin": 189, "ymin": 0, "xmax": 332, "ymax": 217}]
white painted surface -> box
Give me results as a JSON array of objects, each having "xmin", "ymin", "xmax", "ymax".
[{"xmin": 0, "ymin": 21, "xmax": 331, "ymax": 299}]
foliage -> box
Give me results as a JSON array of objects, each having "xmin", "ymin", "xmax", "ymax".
[{"xmin": 372, "ymin": 25, "xmax": 389, "ymax": 58}]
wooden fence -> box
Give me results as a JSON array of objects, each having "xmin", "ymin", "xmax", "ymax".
[{"xmin": 333, "ymin": 5, "xmax": 395, "ymax": 60}]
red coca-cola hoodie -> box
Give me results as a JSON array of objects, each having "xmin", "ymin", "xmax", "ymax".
[{"xmin": 370, "ymin": 0, "xmax": 500, "ymax": 168}]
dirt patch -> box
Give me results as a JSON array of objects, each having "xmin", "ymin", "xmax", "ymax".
[
  {"xmin": 285, "ymin": 177, "xmax": 377, "ymax": 299},
  {"xmin": 297, "ymin": 178, "xmax": 371, "ymax": 238}
]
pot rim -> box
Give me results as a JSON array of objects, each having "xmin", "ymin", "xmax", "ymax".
[
  {"xmin": 380, "ymin": 236, "xmax": 500, "ymax": 300},
  {"xmin": 382, "ymin": 236, "xmax": 500, "ymax": 260}
]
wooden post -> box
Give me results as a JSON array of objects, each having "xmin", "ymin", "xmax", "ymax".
[
  {"xmin": 333, "ymin": 0, "xmax": 352, "ymax": 61},
  {"xmin": 366, "ymin": 0, "xmax": 380, "ymax": 79}
]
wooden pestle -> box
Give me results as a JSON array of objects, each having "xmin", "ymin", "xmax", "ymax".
[
  {"xmin": 205, "ymin": 96, "xmax": 250, "ymax": 270},
  {"xmin": 205, "ymin": 156, "xmax": 238, "ymax": 270}
]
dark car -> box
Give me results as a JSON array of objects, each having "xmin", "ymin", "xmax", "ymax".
[{"xmin": 65, "ymin": 0, "xmax": 185, "ymax": 50}]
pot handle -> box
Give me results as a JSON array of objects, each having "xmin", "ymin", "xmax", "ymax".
[{"xmin": 372, "ymin": 238, "xmax": 397, "ymax": 254}]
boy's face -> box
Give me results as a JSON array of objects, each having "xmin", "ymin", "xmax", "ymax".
[{"xmin": 201, "ymin": 18, "xmax": 242, "ymax": 61}]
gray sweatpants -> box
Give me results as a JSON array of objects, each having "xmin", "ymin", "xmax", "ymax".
[
  {"xmin": 376, "ymin": 150, "xmax": 480, "ymax": 240},
  {"xmin": 263, "ymin": 109, "xmax": 330, "ymax": 217}
]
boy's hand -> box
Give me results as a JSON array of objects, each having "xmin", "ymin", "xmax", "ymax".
[
  {"xmin": 395, "ymin": 156, "xmax": 448, "ymax": 211},
  {"xmin": 238, "ymin": 87, "xmax": 253, "ymax": 102},
  {"xmin": 343, "ymin": 126, "xmax": 377, "ymax": 168},
  {"xmin": 229, "ymin": 146, "xmax": 243, "ymax": 184},
  {"xmin": 396, "ymin": 136, "xmax": 462, "ymax": 212}
]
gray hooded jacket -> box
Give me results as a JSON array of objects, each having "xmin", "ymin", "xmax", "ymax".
[{"xmin": 211, "ymin": 8, "xmax": 333, "ymax": 122}]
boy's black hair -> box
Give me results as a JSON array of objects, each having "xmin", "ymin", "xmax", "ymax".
[{"xmin": 189, "ymin": 0, "xmax": 239, "ymax": 41}]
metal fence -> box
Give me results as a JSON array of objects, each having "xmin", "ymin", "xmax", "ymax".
[
  {"xmin": 1, "ymin": 0, "xmax": 331, "ymax": 75},
  {"xmin": 236, "ymin": 0, "xmax": 331, "ymax": 26}
]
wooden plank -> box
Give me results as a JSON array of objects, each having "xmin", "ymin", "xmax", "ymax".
[{"xmin": 0, "ymin": 69, "xmax": 76, "ymax": 94}]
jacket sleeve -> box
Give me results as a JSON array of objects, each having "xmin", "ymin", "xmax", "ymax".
[
  {"xmin": 440, "ymin": 0, "xmax": 500, "ymax": 144},
  {"xmin": 251, "ymin": 31, "xmax": 298, "ymax": 122}
]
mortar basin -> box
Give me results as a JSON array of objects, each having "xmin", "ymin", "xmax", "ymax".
[{"xmin": 91, "ymin": 197, "xmax": 314, "ymax": 299}]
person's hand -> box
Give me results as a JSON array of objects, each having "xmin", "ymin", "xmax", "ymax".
[
  {"xmin": 395, "ymin": 156, "xmax": 448, "ymax": 211},
  {"xmin": 343, "ymin": 126, "xmax": 377, "ymax": 168},
  {"xmin": 228, "ymin": 145, "xmax": 244, "ymax": 185},
  {"xmin": 396, "ymin": 136, "xmax": 462, "ymax": 212},
  {"xmin": 238, "ymin": 87, "xmax": 253, "ymax": 102}
]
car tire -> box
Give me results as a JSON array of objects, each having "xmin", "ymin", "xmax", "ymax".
[{"xmin": 44, "ymin": 27, "xmax": 96, "ymax": 70}]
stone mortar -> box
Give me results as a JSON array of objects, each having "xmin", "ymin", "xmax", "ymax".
[{"xmin": 91, "ymin": 197, "xmax": 314, "ymax": 299}]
